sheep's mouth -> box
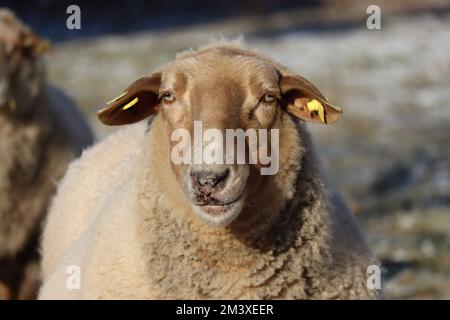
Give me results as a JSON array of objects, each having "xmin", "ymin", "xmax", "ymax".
[
  {"xmin": 195, "ymin": 192, "xmax": 244, "ymax": 214},
  {"xmin": 201, "ymin": 201, "xmax": 239, "ymax": 215},
  {"xmin": 191, "ymin": 193, "xmax": 245, "ymax": 226},
  {"xmin": 182, "ymin": 165, "xmax": 249, "ymax": 226}
]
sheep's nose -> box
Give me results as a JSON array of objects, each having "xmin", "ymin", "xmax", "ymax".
[{"xmin": 191, "ymin": 168, "xmax": 229, "ymax": 193}]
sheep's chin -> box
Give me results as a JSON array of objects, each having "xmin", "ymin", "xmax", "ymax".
[{"xmin": 192, "ymin": 199, "xmax": 244, "ymax": 227}]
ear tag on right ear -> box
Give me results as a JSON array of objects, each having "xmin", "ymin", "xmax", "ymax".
[
  {"xmin": 107, "ymin": 91, "xmax": 128, "ymax": 105},
  {"xmin": 307, "ymin": 99, "xmax": 325, "ymax": 123},
  {"xmin": 121, "ymin": 97, "xmax": 139, "ymax": 110}
]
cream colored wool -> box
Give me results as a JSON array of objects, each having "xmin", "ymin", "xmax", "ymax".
[
  {"xmin": 40, "ymin": 112, "xmax": 379, "ymax": 299},
  {"xmin": 0, "ymin": 9, "xmax": 93, "ymax": 258}
]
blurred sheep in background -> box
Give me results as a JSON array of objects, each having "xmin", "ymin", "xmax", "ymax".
[{"xmin": 0, "ymin": 9, "xmax": 93, "ymax": 299}]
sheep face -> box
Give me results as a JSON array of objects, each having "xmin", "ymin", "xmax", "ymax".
[
  {"xmin": 0, "ymin": 10, "xmax": 48, "ymax": 116},
  {"xmin": 98, "ymin": 45, "xmax": 343, "ymax": 226},
  {"xmin": 160, "ymin": 61, "xmax": 280, "ymax": 227}
]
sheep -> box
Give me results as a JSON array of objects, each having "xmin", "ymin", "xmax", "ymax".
[
  {"xmin": 0, "ymin": 9, "xmax": 93, "ymax": 299},
  {"xmin": 39, "ymin": 41, "xmax": 380, "ymax": 299}
]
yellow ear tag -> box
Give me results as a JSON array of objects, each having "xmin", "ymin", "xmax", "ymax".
[
  {"xmin": 306, "ymin": 99, "xmax": 325, "ymax": 123},
  {"xmin": 121, "ymin": 97, "xmax": 139, "ymax": 110},
  {"xmin": 107, "ymin": 91, "xmax": 128, "ymax": 105},
  {"xmin": 34, "ymin": 39, "xmax": 51, "ymax": 56},
  {"xmin": 8, "ymin": 97, "xmax": 17, "ymax": 111}
]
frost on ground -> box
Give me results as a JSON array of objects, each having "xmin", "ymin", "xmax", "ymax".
[{"xmin": 47, "ymin": 12, "xmax": 450, "ymax": 299}]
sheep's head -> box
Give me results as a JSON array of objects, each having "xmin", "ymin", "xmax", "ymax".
[
  {"xmin": 98, "ymin": 44, "xmax": 342, "ymax": 227},
  {"xmin": 0, "ymin": 10, "xmax": 49, "ymax": 116}
]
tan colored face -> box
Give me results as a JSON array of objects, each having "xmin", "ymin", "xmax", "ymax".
[{"xmin": 98, "ymin": 47, "xmax": 342, "ymax": 226}]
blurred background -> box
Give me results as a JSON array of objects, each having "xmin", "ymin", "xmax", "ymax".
[{"xmin": 3, "ymin": 0, "xmax": 450, "ymax": 299}]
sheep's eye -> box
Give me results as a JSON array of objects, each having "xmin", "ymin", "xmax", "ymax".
[
  {"xmin": 262, "ymin": 93, "xmax": 277, "ymax": 104},
  {"xmin": 162, "ymin": 92, "xmax": 176, "ymax": 103}
]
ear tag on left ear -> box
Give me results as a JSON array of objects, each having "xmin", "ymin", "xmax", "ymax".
[
  {"xmin": 307, "ymin": 99, "xmax": 325, "ymax": 123},
  {"xmin": 34, "ymin": 39, "xmax": 51, "ymax": 56},
  {"xmin": 121, "ymin": 97, "xmax": 139, "ymax": 110},
  {"xmin": 107, "ymin": 91, "xmax": 128, "ymax": 105},
  {"xmin": 8, "ymin": 97, "xmax": 17, "ymax": 112}
]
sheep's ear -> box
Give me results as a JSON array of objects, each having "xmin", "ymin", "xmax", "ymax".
[
  {"xmin": 97, "ymin": 74, "xmax": 161, "ymax": 126},
  {"xmin": 20, "ymin": 31, "xmax": 51, "ymax": 57},
  {"xmin": 280, "ymin": 75, "xmax": 342, "ymax": 124}
]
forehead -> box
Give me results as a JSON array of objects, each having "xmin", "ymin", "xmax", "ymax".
[{"xmin": 160, "ymin": 50, "xmax": 280, "ymax": 94}]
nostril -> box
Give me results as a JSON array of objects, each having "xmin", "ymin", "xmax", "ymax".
[
  {"xmin": 216, "ymin": 168, "xmax": 229, "ymax": 184},
  {"xmin": 191, "ymin": 168, "xmax": 230, "ymax": 190}
]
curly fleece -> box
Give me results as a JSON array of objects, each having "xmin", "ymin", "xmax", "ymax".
[{"xmin": 39, "ymin": 110, "xmax": 379, "ymax": 299}]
